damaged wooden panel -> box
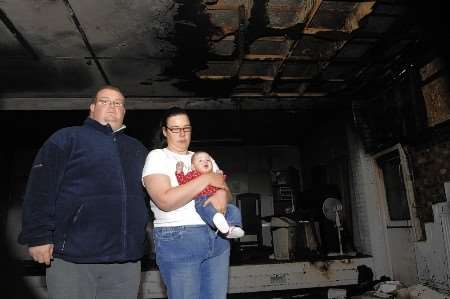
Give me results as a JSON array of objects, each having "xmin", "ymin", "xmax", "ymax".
[
  {"xmin": 266, "ymin": 0, "xmax": 309, "ymax": 29},
  {"xmin": 305, "ymin": 2, "xmax": 375, "ymax": 42},
  {"xmin": 341, "ymin": 2, "xmax": 375, "ymax": 32},
  {"xmin": 246, "ymin": 37, "xmax": 291, "ymax": 60},
  {"xmin": 309, "ymin": 2, "xmax": 360, "ymax": 30},
  {"xmin": 280, "ymin": 61, "xmax": 319, "ymax": 80},
  {"xmin": 204, "ymin": 0, "xmax": 247, "ymax": 11},
  {"xmin": 233, "ymin": 80, "xmax": 270, "ymax": 94},
  {"xmin": 291, "ymin": 36, "xmax": 338, "ymax": 61},
  {"xmin": 210, "ymin": 36, "xmax": 236, "ymax": 56},
  {"xmin": 421, "ymin": 76, "xmax": 450, "ymax": 127},
  {"xmin": 419, "ymin": 56, "xmax": 450, "ymax": 127},
  {"xmin": 420, "ymin": 57, "xmax": 446, "ymax": 82},
  {"xmin": 239, "ymin": 60, "xmax": 280, "ymax": 80},
  {"xmin": 207, "ymin": 7, "xmax": 240, "ymax": 39},
  {"xmin": 0, "ymin": 0, "xmax": 421, "ymax": 106}
]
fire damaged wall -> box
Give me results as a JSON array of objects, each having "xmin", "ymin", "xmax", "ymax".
[
  {"xmin": 407, "ymin": 140, "xmax": 450, "ymax": 223},
  {"xmin": 352, "ymin": 55, "xmax": 450, "ymax": 232},
  {"xmin": 406, "ymin": 57, "xmax": 450, "ymax": 224}
]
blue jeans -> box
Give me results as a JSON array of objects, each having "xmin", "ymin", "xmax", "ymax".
[
  {"xmin": 153, "ymin": 225, "xmax": 230, "ymax": 299},
  {"xmin": 195, "ymin": 195, "xmax": 242, "ymax": 229}
]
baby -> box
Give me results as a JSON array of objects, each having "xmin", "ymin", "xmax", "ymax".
[{"xmin": 176, "ymin": 151, "xmax": 244, "ymax": 238}]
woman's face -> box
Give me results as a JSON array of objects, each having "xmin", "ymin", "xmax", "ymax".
[{"xmin": 163, "ymin": 113, "xmax": 192, "ymax": 154}]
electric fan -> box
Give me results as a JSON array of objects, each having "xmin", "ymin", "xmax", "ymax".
[{"xmin": 322, "ymin": 197, "xmax": 344, "ymax": 255}]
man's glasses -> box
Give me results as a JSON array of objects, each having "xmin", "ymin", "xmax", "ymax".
[
  {"xmin": 96, "ymin": 98, "xmax": 124, "ymax": 108},
  {"xmin": 166, "ymin": 126, "xmax": 192, "ymax": 134}
]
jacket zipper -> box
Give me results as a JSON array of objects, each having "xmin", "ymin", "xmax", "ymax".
[
  {"xmin": 113, "ymin": 133, "xmax": 128, "ymax": 255},
  {"xmin": 60, "ymin": 204, "xmax": 84, "ymax": 254}
]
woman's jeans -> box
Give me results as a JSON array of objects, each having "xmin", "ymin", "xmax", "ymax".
[{"xmin": 153, "ymin": 225, "xmax": 230, "ymax": 299}]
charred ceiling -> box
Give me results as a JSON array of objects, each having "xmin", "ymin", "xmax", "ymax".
[{"xmin": 0, "ymin": 0, "xmax": 433, "ymax": 110}]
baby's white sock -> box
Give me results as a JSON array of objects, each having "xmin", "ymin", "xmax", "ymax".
[
  {"xmin": 226, "ymin": 226, "xmax": 245, "ymax": 239},
  {"xmin": 213, "ymin": 213, "xmax": 230, "ymax": 234}
]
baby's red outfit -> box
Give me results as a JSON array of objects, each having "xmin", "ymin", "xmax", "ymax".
[{"xmin": 175, "ymin": 170, "xmax": 226, "ymax": 196}]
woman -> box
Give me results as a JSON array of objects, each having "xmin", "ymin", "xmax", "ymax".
[{"xmin": 142, "ymin": 107, "xmax": 231, "ymax": 299}]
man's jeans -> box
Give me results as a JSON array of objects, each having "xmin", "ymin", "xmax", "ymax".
[{"xmin": 153, "ymin": 225, "xmax": 230, "ymax": 299}]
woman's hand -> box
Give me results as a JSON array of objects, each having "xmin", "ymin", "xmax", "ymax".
[
  {"xmin": 203, "ymin": 189, "xmax": 228, "ymax": 214},
  {"xmin": 144, "ymin": 171, "xmax": 227, "ymax": 212},
  {"xmin": 207, "ymin": 172, "xmax": 226, "ymax": 189},
  {"xmin": 143, "ymin": 167, "xmax": 228, "ymax": 212}
]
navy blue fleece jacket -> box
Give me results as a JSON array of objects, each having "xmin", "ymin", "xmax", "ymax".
[{"xmin": 18, "ymin": 117, "xmax": 149, "ymax": 263}]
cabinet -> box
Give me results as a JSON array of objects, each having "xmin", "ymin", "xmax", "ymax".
[{"xmin": 271, "ymin": 168, "xmax": 300, "ymax": 215}]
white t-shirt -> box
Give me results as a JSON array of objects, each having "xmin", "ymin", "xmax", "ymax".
[{"xmin": 142, "ymin": 148, "xmax": 220, "ymax": 227}]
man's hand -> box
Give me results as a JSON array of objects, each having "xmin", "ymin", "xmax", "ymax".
[
  {"xmin": 29, "ymin": 244, "xmax": 54, "ymax": 266},
  {"xmin": 204, "ymin": 189, "xmax": 228, "ymax": 214}
]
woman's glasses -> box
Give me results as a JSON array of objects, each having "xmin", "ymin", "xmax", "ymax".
[{"xmin": 166, "ymin": 126, "xmax": 192, "ymax": 134}]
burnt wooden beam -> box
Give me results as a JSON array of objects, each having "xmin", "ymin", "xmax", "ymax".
[
  {"xmin": 0, "ymin": 8, "xmax": 38, "ymax": 60},
  {"xmin": 269, "ymin": 0, "xmax": 324, "ymax": 96},
  {"xmin": 61, "ymin": 0, "xmax": 110, "ymax": 84},
  {"xmin": 0, "ymin": 96, "xmax": 323, "ymax": 110},
  {"xmin": 233, "ymin": 4, "xmax": 247, "ymax": 80}
]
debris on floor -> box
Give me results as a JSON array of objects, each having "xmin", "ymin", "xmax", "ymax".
[
  {"xmin": 351, "ymin": 282, "xmax": 450, "ymax": 299},
  {"xmin": 396, "ymin": 284, "xmax": 450, "ymax": 299}
]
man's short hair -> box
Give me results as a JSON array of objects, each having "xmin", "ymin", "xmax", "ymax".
[{"xmin": 91, "ymin": 85, "xmax": 124, "ymax": 104}]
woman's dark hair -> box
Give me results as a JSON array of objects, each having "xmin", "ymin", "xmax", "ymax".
[{"xmin": 152, "ymin": 107, "xmax": 189, "ymax": 148}]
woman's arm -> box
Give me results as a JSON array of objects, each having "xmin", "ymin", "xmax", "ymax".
[
  {"xmin": 143, "ymin": 172, "xmax": 226, "ymax": 212},
  {"xmin": 203, "ymin": 182, "xmax": 232, "ymax": 214}
]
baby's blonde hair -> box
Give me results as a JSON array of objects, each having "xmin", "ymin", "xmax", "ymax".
[{"xmin": 191, "ymin": 151, "xmax": 210, "ymax": 163}]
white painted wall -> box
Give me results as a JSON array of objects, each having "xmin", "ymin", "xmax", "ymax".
[
  {"xmin": 346, "ymin": 125, "xmax": 391, "ymax": 279},
  {"xmin": 346, "ymin": 127, "xmax": 450, "ymax": 289},
  {"xmin": 414, "ymin": 182, "xmax": 450, "ymax": 293},
  {"xmin": 415, "ymin": 202, "xmax": 450, "ymax": 291}
]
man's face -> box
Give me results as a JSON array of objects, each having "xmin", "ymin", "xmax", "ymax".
[
  {"xmin": 191, "ymin": 152, "xmax": 213, "ymax": 174},
  {"xmin": 89, "ymin": 88, "xmax": 125, "ymax": 131}
]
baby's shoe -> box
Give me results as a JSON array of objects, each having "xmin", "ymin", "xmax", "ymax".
[{"xmin": 226, "ymin": 226, "xmax": 245, "ymax": 239}]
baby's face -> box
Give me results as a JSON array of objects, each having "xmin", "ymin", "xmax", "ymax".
[{"xmin": 192, "ymin": 153, "xmax": 213, "ymax": 174}]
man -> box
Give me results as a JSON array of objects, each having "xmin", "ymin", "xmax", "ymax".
[{"xmin": 18, "ymin": 85, "xmax": 149, "ymax": 299}]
